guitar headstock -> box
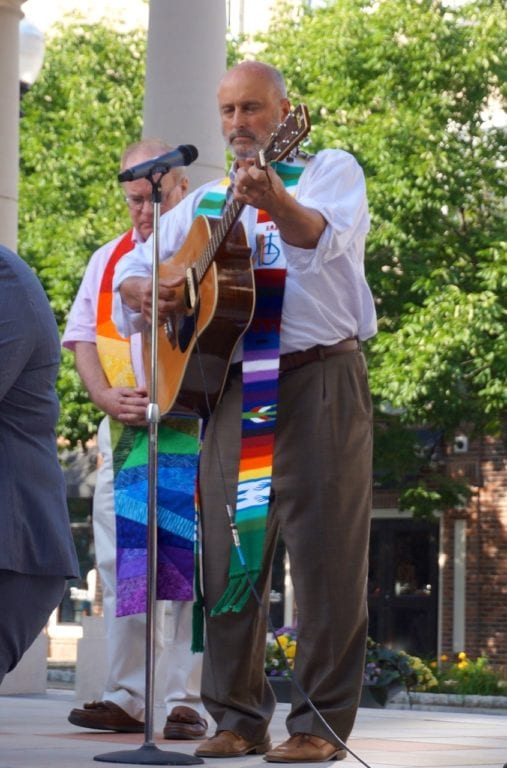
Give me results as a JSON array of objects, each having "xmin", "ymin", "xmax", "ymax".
[{"xmin": 260, "ymin": 104, "xmax": 311, "ymax": 165}]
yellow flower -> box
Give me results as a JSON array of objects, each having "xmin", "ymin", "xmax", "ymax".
[
  {"xmin": 285, "ymin": 643, "xmax": 296, "ymax": 659},
  {"xmin": 458, "ymin": 651, "xmax": 467, "ymax": 660},
  {"xmin": 440, "ymin": 654, "xmax": 449, "ymax": 662}
]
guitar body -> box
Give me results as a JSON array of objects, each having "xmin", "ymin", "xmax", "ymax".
[{"xmin": 143, "ymin": 215, "xmax": 255, "ymax": 417}]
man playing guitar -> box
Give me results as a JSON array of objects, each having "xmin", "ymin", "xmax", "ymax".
[{"xmin": 113, "ymin": 60, "xmax": 376, "ymax": 764}]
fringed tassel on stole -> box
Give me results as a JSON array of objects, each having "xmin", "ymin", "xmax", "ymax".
[{"xmin": 210, "ymin": 569, "xmax": 260, "ymax": 616}]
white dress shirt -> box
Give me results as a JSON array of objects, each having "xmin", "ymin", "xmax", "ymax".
[{"xmin": 113, "ymin": 148, "xmax": 377, "ymax": 354}]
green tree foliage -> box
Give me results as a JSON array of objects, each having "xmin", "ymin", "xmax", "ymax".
[
  {"xmin": 259, "ymin": 0, "xmax": 506, "ymax": 512},
  {"xmin": 17, "ymin": 23, "xmax": 244, "ymax": 447},
  {"xmin": 18, "ymin": 20, "xmax": 146, "ymax": 443},
  {"xmin": 16, "ymin": 6, "xmax": 506, "ymax": 515}
]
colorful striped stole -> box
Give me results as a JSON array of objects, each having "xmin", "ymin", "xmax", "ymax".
[
  {"xmin": 96, "ymin": 230, "xmax": 137, "ymax": 388},
  {"xmin": 110, "ymin": 417, "xmax": 199, "ymax": 616},
  {"xmin": 96, "ymin": 231, "xmax": 199, "ymax": 616},
  {"xmin": 195, "ymin": 160, "xmax": 306, "ymax": 616}
]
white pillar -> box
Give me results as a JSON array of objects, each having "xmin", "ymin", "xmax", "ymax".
[
  {"xmin": 0, "ymin": 0, "xmax": 25, "ymax": 251},
  {"xmin": 143, "ymin": 0, "xmax": 227, "ymax": 190},
  {"xmin": 452, "ymin": 519, "xmax": 466, "ymax": 652}
]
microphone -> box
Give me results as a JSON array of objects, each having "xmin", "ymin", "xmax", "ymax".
[{"xmin": 118, "ymin": 144, "xmax": 199, "ymax": 182}]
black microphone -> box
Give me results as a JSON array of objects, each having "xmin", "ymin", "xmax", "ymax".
[{"xmin": 118, "ymin": 144, "xmax": 199, "ymax": 182}]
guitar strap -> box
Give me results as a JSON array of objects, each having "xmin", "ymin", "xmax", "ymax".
[
  {"xmin": 97, "ymin": 230, "xmax": 198, "ymax": 616},
  {"xmin": 194, "ymin": 160, "xmax": 306, "ymax": 620}
]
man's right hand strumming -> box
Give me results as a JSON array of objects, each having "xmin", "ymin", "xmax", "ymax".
[{"xmin": 120, "ymin": 274, "xmax": 186, "ymax": 326}]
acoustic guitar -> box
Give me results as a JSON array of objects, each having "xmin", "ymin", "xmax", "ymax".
[{"xmin": 144, "ymin": 104, "xmax": 311, "ymax": 417}]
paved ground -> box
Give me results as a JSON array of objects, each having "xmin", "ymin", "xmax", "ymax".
[{"xmin": 1, "ymin": 689, "xmax": 506, "ymax": 768}]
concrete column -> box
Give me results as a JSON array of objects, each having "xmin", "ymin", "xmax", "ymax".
[
  {"xmin": 0, "ymin": 0, "xmax": 25, "ymax": 251},
  {"xmin": 452, "ymin": 518, "xmax": 467, "ymax": 652},
  {"xmin": 143, "ymin": 0, "xmax": 227, "ymax": 190}
]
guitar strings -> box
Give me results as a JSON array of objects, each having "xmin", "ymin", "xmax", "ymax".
[{"xmin": 193, "ymin": 331, "xmax": 374, "ymax": 768}]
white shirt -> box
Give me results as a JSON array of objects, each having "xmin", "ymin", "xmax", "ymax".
[{"xmin": 113, "ymin": 149, "xmax": 377, "ymax": 354}]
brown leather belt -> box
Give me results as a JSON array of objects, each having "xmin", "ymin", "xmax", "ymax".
[{"xmin": 279, "ymin": 338, "xmax": 360, "ymax": 373}]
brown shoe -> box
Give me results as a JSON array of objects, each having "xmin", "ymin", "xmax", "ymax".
[
  {"xmin": 163, "ymin": 706, "xmax": 208, "ymax": 740},
  {"xmin": 68, "ymin": 700, "xmax": 144, "ymax": 733},
  {"xmin": 195, "ymin": 730, "xmax": 271, "ymax": 758},
  {"xmin": 264, "ymin": 734, "xmax": 346, "ymax": 763}
]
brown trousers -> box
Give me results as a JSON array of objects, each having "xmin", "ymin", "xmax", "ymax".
[{"xmin": 198, "ymin": 349, "xmax": 373, "ymax": 745}]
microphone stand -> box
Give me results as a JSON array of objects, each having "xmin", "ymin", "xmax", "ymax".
[{"xmin": 95, "ymin": 176, "xmax": 203, "ymax": 766}]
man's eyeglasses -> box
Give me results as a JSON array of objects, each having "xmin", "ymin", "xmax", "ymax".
[{"xmin": 124, "ymin": 191, "xmax": 172, "ymax": 211}]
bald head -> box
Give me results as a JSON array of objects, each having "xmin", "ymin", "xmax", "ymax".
[
  {"xmin": 218, "ymin": 61, "xmax": 287, "ymax": 100},
  {"xmin": 217, "ymin": 61, "xmax": 290, "ymax": 160}
]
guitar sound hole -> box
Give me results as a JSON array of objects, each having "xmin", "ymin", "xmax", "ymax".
[
  {"xmin": 163, "ymin": 318, "xmax": 175, "ymax": 349},
  {"xmin": 177, "ymin": 306, "xmax": 199, "ymax": 353}
]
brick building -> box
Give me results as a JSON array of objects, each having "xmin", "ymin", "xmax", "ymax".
[
  {"xmin": 440, "ymin": 432, "xmax": 507, "ymax": 665},
  {"xmin": 370, "ymin": 428, "xmax": 507, "ymax": 666}
]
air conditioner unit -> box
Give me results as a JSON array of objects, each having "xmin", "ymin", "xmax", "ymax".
[{"xmin": 453, "ymin": 435, "xmax": 469, "ymax": 454}]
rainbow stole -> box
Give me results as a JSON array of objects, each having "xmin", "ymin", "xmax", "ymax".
[
  {"xmin": 96, "ymin": 230, "xmax": 137, "ymax": 388},
  {"xmin": 195, "ymin": 160, "xmax": 306, "ymax": 615},
  {"xmin": 96, "ymin": 230, "xmax": 198, "ymax": 616}
]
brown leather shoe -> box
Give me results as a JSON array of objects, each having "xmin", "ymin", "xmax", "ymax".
[
  {"xmin": 264, "ymin": 734, "xmax": 347, "ymax": 763},
  {"xmin": 68, "ymin": 700, "xmax": 144, "ymax": 733},
  {"xmin": 195, "ymin": 730, "xmax": 272, "ymax": 757},
  {"xmin": 163, "ymin": 706, "xmax": 208, "ymax": 740}
]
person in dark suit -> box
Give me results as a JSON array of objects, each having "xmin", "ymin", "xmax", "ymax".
[{"xmin": 0, "ymin": 243, "xmax": 79, "ymax": 685}]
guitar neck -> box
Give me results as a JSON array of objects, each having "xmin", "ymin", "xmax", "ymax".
[{"xmin": 196, "ymin": 197, "xmax": 244, "ymax": 282}]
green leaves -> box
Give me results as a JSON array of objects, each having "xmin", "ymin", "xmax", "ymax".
[
  {"xmin": 17, "ymin": 4, "xmax": 506, "ymax": 498},
  {"xmin": 18, "ymin": 22, "xmax": 146, "ymax": 445},
  {"xmin": 260, "ymin": 0, "xmax": 506, "ymax": 513},
  {"xmin": 370, "ymin": 278, "xmax": 506, "ymax": 432}
]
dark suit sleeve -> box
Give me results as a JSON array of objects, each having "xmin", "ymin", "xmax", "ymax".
[{"xmin": 0, "ymin": 264, "xmax": 35, "ymax": 401}]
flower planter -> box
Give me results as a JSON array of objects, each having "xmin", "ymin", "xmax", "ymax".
[
  {"xmin": 359, "ymin": 684, "xmax": 385, "ymax": 708},
  {"xmin": 360, "ymin": 682, "xmax": 404, "ymax": 707},
  {"xmin": 387, "ymin": 690, "xmax": 507, "ymax": 714},
  {"xmin": 268, "ymin": 678, "xmax": 401, "ymax": 708}
]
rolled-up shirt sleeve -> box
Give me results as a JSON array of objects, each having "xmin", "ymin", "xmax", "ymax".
[{"xmin": 283, "ymin": 149, "xmax": 370, "ymax": 273}]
